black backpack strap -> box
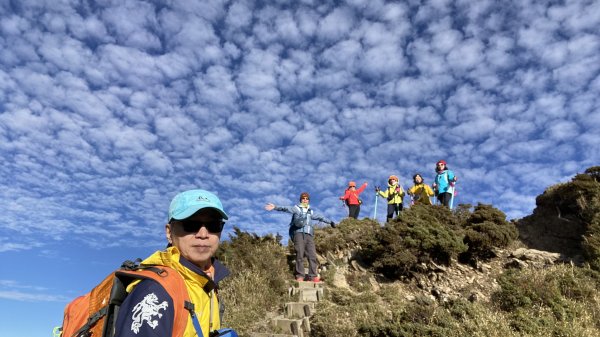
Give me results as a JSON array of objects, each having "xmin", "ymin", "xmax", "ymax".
[{"xmin": 71, "ymin": 306, "xmax": 109, "ymax": 337}]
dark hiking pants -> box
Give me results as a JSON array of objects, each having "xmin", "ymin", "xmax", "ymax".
[
  {"xmin": 293, "ymin": 232, "xmax": 318, "ymax": 279},
  {"xmin": 437, "ymin": 192, "xmax": 452, "ymax": 207},
  {"xmin": 386, "ymin": 203, "xmax": 402, "ymax": 221},
  {"xmin": 348, "ymin": 204, "xmax": 360, "ymax": 219}
]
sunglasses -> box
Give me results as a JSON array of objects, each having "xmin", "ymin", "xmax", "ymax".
[{"xmin": 174, "ymin": 220, "xmax": 225, "ymax": 233}]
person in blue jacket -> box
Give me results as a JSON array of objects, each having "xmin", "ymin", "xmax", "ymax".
[
  {"xmin": 265, "ymin": 192, "xmax": 335, "ymax": 282},
  {"xmin": 433, "ymin": 160, "xmax": 457, "ymax": 207}
]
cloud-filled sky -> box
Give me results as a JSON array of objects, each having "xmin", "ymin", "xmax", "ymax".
[{"xmin": 1, "ymin": 0, "xmax": 599, "ymax": 335}]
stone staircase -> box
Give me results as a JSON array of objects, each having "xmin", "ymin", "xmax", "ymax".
[{"xmin": 250, "ymin": 280, "xmax": 325, "ymax": 337}]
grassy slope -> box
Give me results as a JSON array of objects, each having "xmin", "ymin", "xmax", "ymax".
[{"xmin": 217, "ymin": 168, "xmax": 600, "ymax": 336}]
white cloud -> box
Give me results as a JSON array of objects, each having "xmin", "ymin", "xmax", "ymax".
[
  {"xmin": 544, "ymin": 121, "xmax": 580, "ymax": 141},
  {"xmin": 0, "ymin": 2, "xmax": 599, "ymax": 311},
  {"xmin": 194, "ymin": 65, "xmax": 240, "ymax": 111},
  {"xmin": 237, "ymin": 49, "xmax": 281, "ymax": 101},
  {"xmin": 447, "ymin": 38, "xmax": 485, "ymax": 72},
  {"xmin": 318, "ymin": 7, "xmax": 355, "ymax": 42}
]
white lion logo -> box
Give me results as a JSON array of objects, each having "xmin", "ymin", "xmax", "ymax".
[{"xmin": 130, "ymin": 293, "xmax": 169, "ymax": 334}]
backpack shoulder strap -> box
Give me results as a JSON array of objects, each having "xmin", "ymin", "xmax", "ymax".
[
  {"xmin": 116, "ymin": 266, "xmax": 190, "ymax": 337},
  {"xmin": 61, "ymin": 263, "xmax": 195, "ymax": 337}
]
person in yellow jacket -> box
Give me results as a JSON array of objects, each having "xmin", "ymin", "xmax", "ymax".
[
  {"xmin": 376, "ymin": 175, "xmax": 405, "ymax": 221},
  {"xmin": 407, "ymin": 173, "xmax": 435, "ymax": 205},
  {"xmin": 114, "ymin": 189, "xmax": 231, "ymax": 337}
]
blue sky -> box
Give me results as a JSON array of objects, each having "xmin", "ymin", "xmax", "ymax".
[{"xmin": 1, "ymin": 0, "xmax": 599, "ymax": 336}]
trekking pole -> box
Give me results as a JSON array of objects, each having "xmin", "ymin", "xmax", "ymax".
[
  {"xmin": 449, "ymin": 182, "xmax": 457, "ymax": 210},
  {"xmin": 373, "ymin": 191, "xmax": 378, "ymax": 220}
]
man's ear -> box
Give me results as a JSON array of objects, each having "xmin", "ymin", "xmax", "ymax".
[{"xmin": 165, "ymin": 223, "xmax": 173, "ymax": 244}]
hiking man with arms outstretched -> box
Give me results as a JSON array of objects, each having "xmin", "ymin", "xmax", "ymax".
[{"xmin": 265, "ymin": 192, "xmax": 335, "ymax": 282}]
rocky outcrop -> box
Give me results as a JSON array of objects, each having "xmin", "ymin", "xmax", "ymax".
[
  {"xmin": 324, "ymin": 246, "xmax": 567, "ymax": 306},
  {"xmin": 518, "ymin": 205, "xmax": 586, "ymax": 258},
  {"xmin": 517, "ymin": 172, "xmax": 600, "ymax": 261}
]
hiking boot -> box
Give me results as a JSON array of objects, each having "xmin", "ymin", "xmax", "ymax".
[{"xmin": 312, "ymin": 276, "xmax": 321, "ymax": 283}]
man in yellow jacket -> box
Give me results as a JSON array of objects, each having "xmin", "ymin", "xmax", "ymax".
[
  {"xmin": 407, "ymin": 173, "xmax": 435, "ymax": 205},
  {"xmin": 376, "ymin": 175, "xmax": 405, "ymax": 221},
  {"xmin": 114, "ymin": 189, "xmax": 230, "ymax": 337}
]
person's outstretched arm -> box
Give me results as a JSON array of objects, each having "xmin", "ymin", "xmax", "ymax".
[
  {"xmin": 356, "ymin": 182, "xmax": 368, "ymax": 194},
  {"xmin": 312, "ymin": 212, "xmax": 336, "ymax": 228},
  {"xmin": 265, "ymin": 203, "xmax": 296, "ymax": 214}
]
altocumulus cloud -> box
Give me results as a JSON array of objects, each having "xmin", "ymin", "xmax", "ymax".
[{"xmin": 0, "ymin": 0, "xmax": 599, "ymax": 255}]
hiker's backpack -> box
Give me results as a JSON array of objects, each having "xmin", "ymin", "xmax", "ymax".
[
  {"xmin": 291, "ymin": 206, "xmax": 312, "ymax": 228},
  {"xmin": 288, "ymin": 206, "xmax": 314, "ymax": 239},
  {"xmin": 58, "ymin": 260, "xmax": 238, "ymax": 337}
]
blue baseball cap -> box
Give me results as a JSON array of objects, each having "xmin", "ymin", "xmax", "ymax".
[{"xmin": 168, "ymin": 189, "xmax": 228, "ymax": 221}]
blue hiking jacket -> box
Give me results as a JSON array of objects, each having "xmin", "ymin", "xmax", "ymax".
[
  {"xmin": 274, "ymin": 204, "xmax": 333, "ymax": 238},
  {"xmin": 434, "ymin": 169, "xmax": 456, "ymax": 194}
]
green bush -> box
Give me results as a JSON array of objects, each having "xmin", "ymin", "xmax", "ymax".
[
  {"xmin": 584, "ymin": 166, "xmax": 600, "ymax": 182},
  {"xmin": 583, "ymin": 216, "xmax": 600, "ymax": 270},
  {"xmin": 216, "ymin": 228, "xmax": 290, "ymax": 335},
  {"xmin": 539, "ymin": 171, "xmax": 600, "ymax": 225},
  {"xmin": 568, "ymin": 168, "xmax": 600, "ymax": 269},
  {"xmin": 453, "ymin": 203, "xmax": 473, "ymax": 224},
  {"xmin": 577, "ymin": 173, "xmax": 600, "ymax": 269},
  {"xmin": 314, "ymin": 217, "xmax": 380, "ymax": 255},
  {"xmin": 492, "ymin": 266, "xmax": 600, "ymax": 320},
  {"xmin": 359, "ymin": 205, "xmax": 467, "ymax": 279},
  {"xmin": 461, "ymin": 204, "xmax": 518, "ymax": 262},
  {"xmin": 345, "ymin": 271, "xmax": 375, "ymax": 293}
]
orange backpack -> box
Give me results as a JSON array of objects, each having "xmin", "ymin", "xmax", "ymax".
[{"xmin": 59, "ymin": 260, "xmax": 194, "ymax": 337}]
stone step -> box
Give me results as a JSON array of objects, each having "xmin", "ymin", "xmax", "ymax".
[
  {"xmin": 271, "ymin": 316, "xmax": 310, "ymax": 337},
  {"xmin": 284, "ymin": 302, "xmax": 315, "ymax": 318},
  {"xmin": 289, "ymin": 287, "xmax": 324, "ymax": 302},
  {"xmin": 251, "ymin": 282, "xmax": 326, "ymax": 337}
]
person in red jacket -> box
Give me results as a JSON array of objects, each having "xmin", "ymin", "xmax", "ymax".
[{"xmin": 339, "ymin": 181, "xmax": 368, "ymax": 219}]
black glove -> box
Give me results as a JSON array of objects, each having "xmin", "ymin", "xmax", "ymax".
[
  {"xmin": 375, "ymin": 186, "xmax": 380, "ymax": 192},
  {"xmin": 330, "ymin": 221, "xmax": 336, "ymax": 228}
]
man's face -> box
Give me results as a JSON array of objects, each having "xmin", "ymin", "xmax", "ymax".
[{"xmin": 166, "ymin": 208, "xmax": 223, "ymax": 269}]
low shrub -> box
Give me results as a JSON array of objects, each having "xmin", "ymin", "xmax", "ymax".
[
  {"xmin": 216, "ymin": 228, "xmax": 290, "ymax": 335},
  {"xmin": 359, "ymin": 205, "xmax": 466, "ymax": 279},
  {"xmin": 461, "ymin": 204, "xmax": 518, "ymax": 262},
  {"xmin": 492, "ymin": 265, "xmax": 600, "ymax": 326},
  {"xmin": 314, "ymin": 217, "xmax": 380, "ymax": 255},
  {"xmin": 345, "ymin": 271, "xmax": 374, "ymax": 293},
  {"xmin": 583, "ymin": 213, "xmax": 600, "ymax": 270}
]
